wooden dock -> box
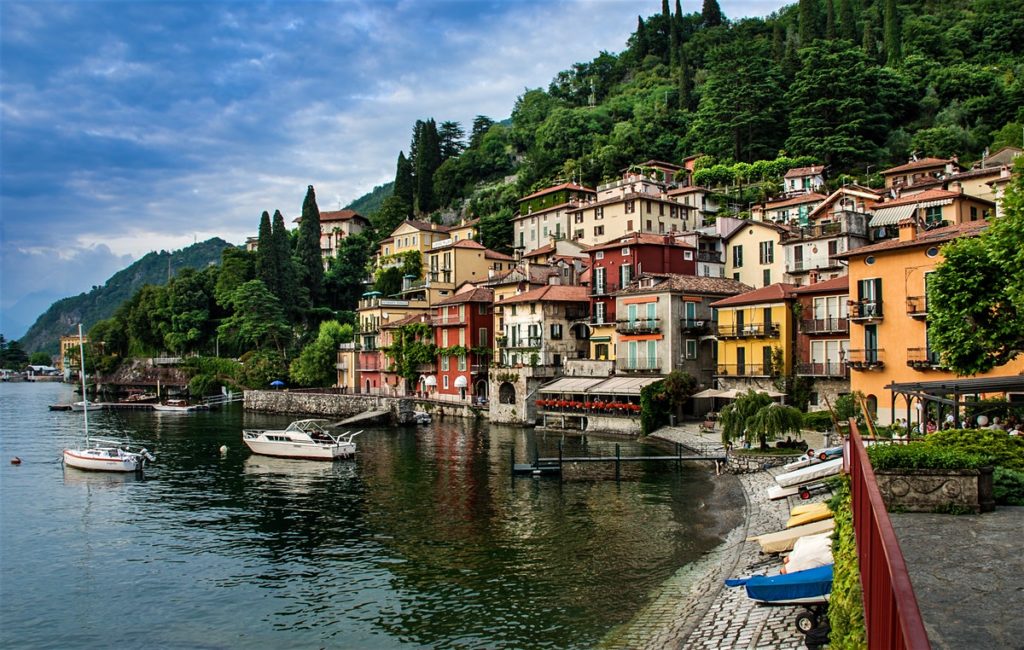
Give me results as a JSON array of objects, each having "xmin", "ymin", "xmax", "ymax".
[{"xmin": 512, "ymin": 442, "xmax": 727, "ymax": 479}]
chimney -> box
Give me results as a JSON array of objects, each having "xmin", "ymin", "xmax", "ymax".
[{"xmin": 898, "ymin": 216, "xmax": 918, "ymax": 242}]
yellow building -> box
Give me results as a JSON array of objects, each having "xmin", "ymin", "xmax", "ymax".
[
  {"xmin": 834, "ymin": 219, "xmax": 1024, "ymax": 424},
  {"xmin": 59, "ymin": 334, "xmax": 88, "ymax": 373},
  {"xmin": 424, "ymin": 240, "xmax": 513, "ymax": 293},
  {"xmin": 724, "ymin": 221, "xmax": 792, "ymax": 288},
  {"xmin": 710, "ymin": 284, "xmax": 797, "ymax": 390},
  {"xmin": 867, "ymin": 188, "xmax": 995, "ymax": 232}
]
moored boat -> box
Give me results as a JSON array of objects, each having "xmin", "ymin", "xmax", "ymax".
[
  {"xmin": 70, "ymin": 400, "xmax": 103, "ymax": 412},
  {"xmin": 242, "ymin": 419, "xmax": 362, "ymax": 460},
  {"xmin": 153, "ymin": 399, "xmax": 206, "ymax": 412}
]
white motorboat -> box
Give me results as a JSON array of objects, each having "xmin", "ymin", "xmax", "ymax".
[
  {"xmin": 70, "ymin": 400, "xmax": 103, "ymax": 412},
  {"xmin": 242, "ymin": 419, "xmax": 362, "ymax": 460},
  {"xmin": 414, "ymin": 412, "xmax": 432, "ymax": 425},
  {"xmin": 63, "ymin": 325, "xmax": 154, "ymax": 473},
  {"xmin": 153, "ymin": 399, "xmax": 205, "ymax": 413}
]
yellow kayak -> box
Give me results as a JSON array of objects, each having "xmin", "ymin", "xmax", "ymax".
[{"xmin": 786, "ymin": 502, "xmax": 832, "ymax": 528}]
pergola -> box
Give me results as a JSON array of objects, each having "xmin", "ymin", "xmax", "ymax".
[{"xmin": 885, "ymin": 375, "xmax": 1024, "ymax": 430}]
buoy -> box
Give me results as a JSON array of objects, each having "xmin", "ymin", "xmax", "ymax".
[
  {"xmin": 219, "ymin": 445, "xmax": 228, "ymax": 455},
  {"xmin": 11, "ymin": 457, "xmax": 22, "ymax": 465}
]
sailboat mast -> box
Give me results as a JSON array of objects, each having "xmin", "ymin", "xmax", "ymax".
[{"xmin": 79, "ymin": 324, "xmax": 89, "ymax": 445}]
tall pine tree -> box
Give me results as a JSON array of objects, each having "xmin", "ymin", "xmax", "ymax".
[
  {"xmin": 271, "ymin": 209, "xmax": 296, "ymax": 311},
  {"xmin": 255, "ymin": 210, "xmax": 276, "ymax": 297},
  {"xmin": 799, "ymin": 0, "xmax": 820, "ymax": 45},
  {"xmin": 669, "ymin": 0, "xmax": 680, "ymax": 67},
  {"xmin": 438, "ymin": 120, "xmax": 466, "ymax": 161},
  {"xmin": 393, "ymin": 151, "xmax": 414, "ymax": 208},
  {"xmin": 884, "ymin": 0, "xmax": 902, "ymax": 66},
  {"xmin": 296, "ymin": 186, "xmax": 324, "ymax": 306},
  {"xmin": 701, "ymin": 0, "xmax": 723, "ymax": 28},
  {"xmin": 838, "ymin": 0, "xmax": 857, "ymax": 41},
  {"xmin": 413, "ymin": 119, "xmax": 441, "ymax": 216},
  {"xmin": 825, "ymin": 0, "xmax": 836, "ymax": 40}
]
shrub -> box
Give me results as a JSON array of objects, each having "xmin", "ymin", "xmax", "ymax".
[
  {"xmin": 867, "ymin": 442, "xmax": 988, "ymax": 470},
  {"xmin": 921, "ymin": 428, "xmax": 1024, "ymax": 471},
  {"xmin": 801, "ymin": 410, "xmax": 834, "ymax": 431},
  {"xmin": 993, "ymin": 467, "xmax": 1024, "ymax": 506},
  {"xmin": 827, "ymin": 475, "xmax": 867, "ymax": 649}
]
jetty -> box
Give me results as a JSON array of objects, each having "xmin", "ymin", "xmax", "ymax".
[{"xmin": 512, "ymin": 441, "xmax": 727, "ymax": 479}]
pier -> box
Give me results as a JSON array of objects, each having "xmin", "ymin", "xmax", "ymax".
[{"xmin": 512, "ymin": 441, "xmax": 727, "ymax": 480}]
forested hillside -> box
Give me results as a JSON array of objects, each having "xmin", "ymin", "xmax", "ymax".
[
  {"xmin": 20, "ymin": 238, "xmax": 232, "ymax": 354},
  {"xmin": 365, "ymin": 0, "xmax": 1022, "ymax": 252}
]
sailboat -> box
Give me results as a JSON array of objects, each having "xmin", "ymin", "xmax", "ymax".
[{"xmin": 62, "ymin": 325, "xmax": 155, "ymax": 473}]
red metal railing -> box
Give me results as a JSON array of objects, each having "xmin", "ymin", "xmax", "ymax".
[{"xmin": 845, "ymin": 421, "xmax": 931, "ymax": 649}]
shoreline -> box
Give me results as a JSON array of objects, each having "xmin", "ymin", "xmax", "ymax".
[{"xmin": 602, "ymin": 425, "xmax": 826, "ymax": 649}]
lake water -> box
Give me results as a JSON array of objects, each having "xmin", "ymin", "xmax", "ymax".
[{"xmin": 0, "ymin": 382, "xmax": 740, "ymax": 649}]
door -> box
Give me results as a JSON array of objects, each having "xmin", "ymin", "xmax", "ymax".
[
  {"xmin": 865, "ymin": 325, "xmax": 878, "ymax": 363},
  {"xmin": 736, "ymin": 310, "xmax": 744, "ymax": 337},
  {"xmin": 737, "ymin": 347, "xmax": 746, "ymax": 376}
]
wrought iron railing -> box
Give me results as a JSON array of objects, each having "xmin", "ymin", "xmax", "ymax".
[
  {"xmin": 796, "ymin": 361, "xmax": 848, "ymax": 377},
  {"xmin": 800, "ymin": 317, "xmax": 849, "ymax": 333}
]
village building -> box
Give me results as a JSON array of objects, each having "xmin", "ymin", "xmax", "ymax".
[
  {"xmin": 866, "ymin": 188, "xmax": 995, "ymax": 237},
  {"xmin": 782, "ymin": 165, "xmax": 825, "ymax": 196},
  {"xmin": 710, "ymin": 283, "xmax": 798, "ymax": 392},
  {"xmin": 791, "ymin": 276, "xmax": 851, "ymax": 411},
  {"xmin": 427, "ymin": 286, "xmax": 494, "ymax": 402},
  {"xmin": 879, "ymin": 156, "xmax": 963, "ymax": 191},
  {"xmin": 666, "ymin": 185, "xmax": 720, "ymax": 226},
  {"xmin": 513, "ymin": 182, "xmax": 595, "ymax": 254},
  {"xmin": 724, "ymin": 220, "xmax": 793, "ymax": 288},
  {"xmin": 752, "ymin": 192, "xmax": 827, "ymax": 225}
]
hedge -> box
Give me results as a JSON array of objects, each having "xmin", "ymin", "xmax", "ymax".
[{"xmin": 827, "ymin": 475, "xmax": 867, "ymax": 649}]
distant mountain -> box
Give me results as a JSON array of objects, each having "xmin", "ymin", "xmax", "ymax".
[
  {"xmin": 19, "ymin": 238, "xmax": 234, "ymax": 354},
  {"xmin": 345, "ymin": 181, "xmax": 393, "ymax": 216}
]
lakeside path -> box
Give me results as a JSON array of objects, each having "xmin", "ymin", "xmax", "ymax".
[{"xmin": 603, "ymin": 424, "xmax": 827, "ymax": 649}]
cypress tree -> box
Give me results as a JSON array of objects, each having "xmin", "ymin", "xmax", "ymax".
[
  {"xmin": 772, "ymin": 22, "xmax": 785, "ymax": 62},
  {"xmin": 255, "ymin": 210, "xmax": 276, "ymax": 297},
  {"xmin": 296, "ymin": 185, "xmax": 324, "ymax": 306},
  {"xmin": 271, "ymin": 209, "xmax": 295, "ymax": 310},
  {"xmin": 799, "ymin": 0, "xmax": 820, "ymax": 45},
  {"xmin": 669, "ymin": 0, "xmax": 680, "ymax": 67},
  {"xmin": 838, "ymin": 0, "xmax": 857, "ymax": 41},
  {"xmin": 825, "ymin": 0, "xmax": 836, "ymax": 39},
  {"xmin": 701, "ymin": 0, "xmax": 723, "ymax": 28},
  {"xmin": 884, "ymin": 0, "xmax": 901, "ymax": 66},
  {"xmin": 394, "ymin": 151, "xmax": 414, "ymax": 208},
  {"xmin": 413, "ymin": 119, "xmax": 441, "ymax": 215},
  {"xmin": 862, "ymin": 15, "xmax": 876, "ymax": 59}
]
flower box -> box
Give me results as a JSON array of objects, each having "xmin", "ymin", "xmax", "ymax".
[{"xmin": 874, "ymin": 467, "xmax": 995, "ymax": 514}]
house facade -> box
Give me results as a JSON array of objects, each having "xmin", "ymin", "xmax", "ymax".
[
  {"xmin": 317, "ymin": 210, "xmax": 371, "ymax": 259},
  {"xmin": 724, "ymin": 221, "xmax": 792, "ymax": 288},
  {"xmin": 711, "ymin": 284, "xmax": 798, "ymax": 391},
  {"xmin": 429, "ymin": 287, "xmax": 494, "ymax": 401},
  {"xmin": 792, "ymin": 277, "xmax": 850, "ymax": 411},
  {"xmin": 783, "ymin": 165, "xmax": 825, "ymax": 195},
  {"xmin": 880, "ymin": 157, "xmax": 961, "ymax": 190},
  {"xmin": 867, "ymin": 188, "xmax": 996, "ymax": 235},
  {"xmin": 753, "ymin": 192, "xmax": 827, "ymax": 225},
  {"xmin": 514, "ymin": 182, "xmax": 595, "ymax": 254}
]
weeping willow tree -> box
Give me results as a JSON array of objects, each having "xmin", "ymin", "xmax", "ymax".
[{"xmin": 719, "ymin": 390, "xmax": 803, "ymax": 449}]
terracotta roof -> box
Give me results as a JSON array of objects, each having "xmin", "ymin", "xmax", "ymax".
[
  {"xmin": 762, "ymin": 192, "xmax": 828, "ymax": 210},
  {"xmin": 400, "ymin": 219, "xmax": 451, "ymax": 233},
  {"xmin": 584, "ymin": 232, "xmax": 696, "ymax": 252},
  {"xmin": 624, "ymin": 159, "xmax": 684, "ymax": 171},
  {"xmin": 484, "ymin": 249, "xmax": 514, "ymax": 261},
  {"xmin": 784, "ymin": 165, "xmax": 824, "ymax": 178},
  {"xmin": 567, "ymin": 192, "xmax": 695, "ymax": 212},
  {"xmin": 833, "ymin": 220, "xmax": 988, "ymax": 259},
  {"xmin": 519, "ymin": 182, "xmax": 594, "ymax": 203},
  {"xmin": 500, "ymin": 285, "xmax": 590, "ymax": 305},
  {"xmin": 949, "ymin": 166, "xmax": 1004, "ymax": 181},
  {"xmin": 808, "ymin": 186, "xmax": 883, "ymax": 219},
  {"xmin": 616, "ymin": 273, "xmax": 752, "ymax": 297},
  {"xmin": 523, "ymin": 243, "xmax": 555, "ymax": 258},
  {"xmin": 436, "ymin": 287, "xmax": 494, "ymax": 305},
  {"xmin": 709, "ymin": 283, "xmax": 798, "ymax": 308},
  {"xmin": 791, "ymin": 276, "xmax": 849, "ymax": 295},
  {"xmin": 381, "ymin": 313, "xmax": 431, "ymax": 329},
  {"xmin": 379, "ymin": 237, "xmax": 394, "ymax": 243},
  {"xmin": 881, "ymin": 157, "xmax": 955, "ymax": 175},
  {"xmin": 483, "ymin": 264, "xmax": 560, "ymax": 286},
  {"xmin": 319, "ymin": 209, "xmax": 368, "ymax": 223},
  {"xmin": 873, "ymin": 188, "xmax": 992, "ymax": 209}
]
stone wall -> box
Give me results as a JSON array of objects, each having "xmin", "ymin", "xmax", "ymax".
[
  {"xmin": 875, "ymin": 467, "xmax": 995, "ymax": 513},
  {"xmin": 245, "ymin": 390, "xmax": 398, "ymax": 418},
  {"xmin": 724, "ymin": 450, "xmax": 802, "ymax": 474}
]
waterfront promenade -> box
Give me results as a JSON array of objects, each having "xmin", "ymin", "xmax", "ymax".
[{"xmin": 605, "ymin": 424, "xmax": 829, "ymax": 649}]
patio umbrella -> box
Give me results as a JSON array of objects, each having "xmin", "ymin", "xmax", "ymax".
[
  {"xmin": 717, "ymin": 387, "xmax": 786, "ymax": 399},
  {"xmin": 692, "ymin": 388, "xmax": 725, "ymax": 399},
  {"xmin": 270, "ymin": 380, "xmax": 285, "ymax": 389}
]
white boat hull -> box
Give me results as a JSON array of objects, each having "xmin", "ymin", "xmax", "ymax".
[
  {"xmin": 243, "ymin": 438, "xmax": 355, "ymax": 460},
  {"xmin": 63, "ymin": 448, "xmax": 141, "ymax": 472},
  {"xmin": 70, "ymin": 401, "xmax": 103, "ymax": 412}
]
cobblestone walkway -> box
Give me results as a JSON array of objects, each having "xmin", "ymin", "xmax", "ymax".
[{"xmin": 602, "ymin": 425, "xmax": 822, "ymax": 649}]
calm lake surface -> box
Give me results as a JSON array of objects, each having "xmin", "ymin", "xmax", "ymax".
[{"xmin": 0, "ymin": 382, "xmax": 740, "ymax": 649}]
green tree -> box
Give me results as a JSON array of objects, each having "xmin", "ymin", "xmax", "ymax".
[
  {"xmin": 324, "ymin": 232, "xmax": 372, "ymax": 311},
  {"xmin": 271, "ymin": 209, "xmax": 297, "ymax": 311},
  {"xmin": 162, "ymin": 267, "xmax": 215, "ymax": 355},
  {"xmin": 825, "ymin": 0, "xmax": 836, "ymax": 40},
  {"xmin": 254, "ymin": 210, "xmax": 276, "ymax": 297},
  {"xmin": 469, "ymin": 115, "xmax": 496, "ymax": 149},
  {"xmin": 214, "ymin": 246, "xmax": 255, "ymax": 309},
  {"xmin": 373, "ymin": 195, "xmax": 413, "ymax": 239},
  {"xmin": 701, "ymin": 0, "xmax": 723, "ymax": 28},
  {"xmin": 478, "ymin": 206, "xmax": 515, "ymax": 255},
  {"xmin": 799, "ymin": 0, "xmax": 820, "ymax": 45},
  {"xmin": 785, "ymin": 40, "xmax": 888, "ymax": 170},
  {"xmin": 289, "ymin": 320, "xmax": 349, "ymax": 387},
  {"xmin": 690, "ymin": 39, "xmax": 785, "ymax": 162},
  {"xmin": 438, "ymin": 120, "xmax": 466, "ymax": 161},
  {"xmin": 837, "ymin": 0, "xmax": 857, "ymax": 42},
  {"xmin": 29, "ymin": 351, "xmax": 51, "ymax": 366},
  {"xmin": 746, "ymin": 402, "xmax": 805, "ymax": 449},
  {"xmin": 511, "ymin": 89, "xmax": 560, "ymax": 153},
  {"xmin": 884, "ymin": 0, "xmax": 901, "ymax": 66},
  {"xmin": 413, "ymin": 119, "xmax": 442, "ymax": 215},
  {"xmin": 393, "ymin": 151, "xmax": 415, "ymax": 208},
  {"xmin": 218, "ymin": 280, "xmax": 291, "ymax": 354},
  {"xmin": 239, "ymin": 349, "xmax": 288, "ymax": 389},
  {"xmin": 296, "ymin": 185, "xmax": 325, "ymax": 306},
  {"xmin": 928, "ymin": 164, "xmax": 1024, "ymax": 374},
  {"xmin": 718, "ymin": 390, "xmax": 773, "ymax": 447}
]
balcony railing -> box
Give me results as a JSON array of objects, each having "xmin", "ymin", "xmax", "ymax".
[
  {"xmin": 906, "ymin": 347, "xmax": 942, "ymax": 369},
  {"xmin": 796, "ymin": 361, "xmax": 849, "ymax": 377},
  {"xmin": 906, "ymin": 296, "xmax": 927, "ymax": 319},
  {"xmin": 501, "ymin": 337, "xmax": 543, "ymax": 349},
  {"xmin": 356, "ymin": 361, "xmax": 382, "ymax": 372},
  {"xmin": 591, "ymin": 282, "xmax": 621, "ymax": 296},
  {"xmin": 616, "ymin": 318, "xmax": 660, "ymax": 335},
  {"xmin": 716, "ymin": 323, "xmax": 780, "ymax": 339},
  {"xmin": 849, "ymin": 300, "xmax": 883, "ymax": 321},
  {"xmin": 846, "ymin": 348, "xmax": 885, "ymax": 369},
  {"xmin": 680, "ymin": 318, "xmax": 711, "ymax": 333},
  {"xmin": 715, "ymin": 363, "xmax": 770, "ymax": 377},
  {"xmin": 800, "ymin": 317, "xmax": 849, "ymax": 334},
  {"xmin": 697, "ymin": 251, "xmax": 723, "ymax": 263},
  {"xmin": 620, "ymin": 356, "xmax": 660, "ymax": 372}
]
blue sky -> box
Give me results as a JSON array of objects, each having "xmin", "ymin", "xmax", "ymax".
[{"xmin": 0, "ymin": 0, "xmax": 780, "ymax": 339}]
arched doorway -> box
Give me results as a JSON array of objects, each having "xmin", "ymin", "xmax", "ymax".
[
  {"xmin": 499, "ymin": 382, "xmax": 516, "ymax": 405},
  {"xmin": 475, "ymin": 379, "xmax": 488, "ymax": 401}
]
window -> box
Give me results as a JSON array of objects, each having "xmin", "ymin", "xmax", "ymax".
[
  {"xmin": 574, "ymin": 229, "xmax": 584, "ymax": 239},
  {"xmin": 659, "ymin": 203, "xmax": 665, "ymax": 216},
  {"xmin": 828, "ymin": 240, "xmax": 838, "ymax": 257},
  {"xmin": 443, "ymin": 375, "xmax": 449, "ymax": 389},
  {"xmin": 441, "ymin": 356, "xmax": 450, "ymax": 371},
  {"xmin": 595, "ymin": 207, "xmax": 604, "ymax": 219},
  {"xmin": 733, "ymin": 272, "xmax": 740, "ymax": 280},
  {"xmin": 620, "ymin": 264, "xmax": 632, "ymax": 287},
  {"xmin": 970, "ymin": 206, "xmax": 978, "ymax": 221},
  {"xmin": 685, "ymin": 339, "xmax": 697, "ymax": 359},
  {"xmin": 759, "ymin": 241, "xmax": 774, "ymax": 264},
  {"xmin": 478, "ymin": 303, "xmax": 488, "ymax": 315},
  {"xmin": 594, "ymin": 301, "xmax": 606, "ymax": 324},
  {"xmin": 542, "ymin": 226, "xmax": 548, "ymax": 238},
  {"xmin": 763, "ymin": 269, "xmax": 771, "ymax": 286},
  {"xmin": 459, "ymin": 305, "xmax": 465, "ymax": 320},
  {"xmin": 550, "ymin": 323, "xmax": 563, "ymax": 340},
  {"xmin": 626, "ymin": 220, "xmax": 633, "ymax": 230},
  {"xmin": 519, "ymin": 232, "xmax": 524, "ymax": 247},
  {"xmin": 553, "ymin": 353, "xmax": 562, "ymax": 367},
  {"xmin": 458, "ymin": 356, "xmax": 466, "ymax": 371},
  {"xmin": 626, "ymin": 200, "xmax": 635, "ymax": 213},
  {"xmin": 595, "ymin": 343, "xmax": 609, "ymax": 360},
  {"xmin": 594, "ymin": 267, "xmax": 606, "ymax": 293},
  {"xmin": 511, "ymin": 305, "xmax": 517, "ymax": 316},
  {"xmin": 442, "ymin": 330, "xmax": 449, "ymax": 347},
  {"xmin": 574, "ymin": 213, "xmax": 584, "ymax": 224},
  {"xmin": 594, "ymin": 226, "xmax": 604, "ymax": 237},
  {"xmin": 924, "ymin": 205, "xmax": 942, "ymax": 224},
  {"xmin": 684, "ymin": 250, "xmax": 693, "ymax": 260},
  {"xmin": 478, "ymin": 327, "xmax": 488, "ymax": 346},
  {"xmin": 857, "ymin": 278, "xmax": 883, "ymax": 317},
  {"xmin": 530, "ymin": 303, "xmax": 536, "ymax": 314},
  {"xmin": 621, "ymin": 247, "xmax": 630, "ymax": 256},
  {"xmin": 733, "ymin": 245, "xmax": 744, "ymax": 268},
  {"xmin": 595, "ymin": 251, "xmax": 604, "ymax": 260},
  {"xmin": 646, "ymin": 220, "xmax": 652, "ymax": 230}
]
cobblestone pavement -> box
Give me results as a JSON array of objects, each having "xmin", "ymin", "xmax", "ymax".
[{"xmin": 602, "ymin": 425, "xmax": 827, "ymax": 649}]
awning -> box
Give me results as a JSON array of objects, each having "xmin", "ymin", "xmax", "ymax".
[
  {"xmin": 421, "ymin": 375, "xmax": 437, "ymax": 387},
  {"xmin": 538, "ymin": 377, "xmax": 605, "ymax": 394},
  {"xmin": 692, "ymin": 388, "xmax": 725, "ymax": 399},
  {"xmin": 590, "ymin": 336, "xmax": 612, "ymax": 342},
  {"xmin": 589, "ymin": 375, "xmax": 664, "ymax": 396},
  {"xmin": 868, "ymin": 204, "xmax": 916, "ymax": 227},
  {"xmin": 454, "ymin": 376, "xmax": 468, "ymax": 388}
]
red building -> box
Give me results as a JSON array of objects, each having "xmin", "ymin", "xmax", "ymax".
[
  {"xmin": 430, "ymin": 286, "xmax": 495, "ymax": 402},
  {"xmin": 585, "ymin": 232, "xmax": 698, "ymax": 326},
  {"xmin": 792, "ymin": 276, "xmax": 851, "ymax": 409}
]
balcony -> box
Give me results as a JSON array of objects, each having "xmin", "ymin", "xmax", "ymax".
[
  {"xmin": 849, "ymin": 300, "xmax": 883, "ymax": 322},
  {"xmin": 906, "ymin": 347, "xmax": 943, "ymax": 370},
  {"xmin": 591, "ymin": 282, "xmax": 621, "ymax": 297},
  {"xmin": 715, "ymin": 363, "xmax": 770, "ymax": 377},
  {"xmin": 680, "ymin": 318, "xmax": 711, "ymax": 334},
  {"xmin": 501, "ymin": 337, "xmax": 543, "ymax": 349},
  {"xmin": 906, "ymin": 296, "xmax": 927, "ymax": 320},
  {"xmin": 697, "ymin": 251, "xmax": 723, "ymax": 264},
  {"xmin": 846, "ymin": 348, "xmax": 885, "ymax": 370},
  {"xmin": 616, "ymin": 318, "xmax": 660, "ymax": 335},
  {"xmin": 716, "ymin": 322, "xmax": 780, "ymax": 339},
  {"xmin": 796, "ymin": 361, "xmax": 849, "ymax": 377},
  {"xmin": 800, "ymin": 318, "xmax": 849, "ymax": 334},
  {"xmin": 620, "ymin": 356, "xmax": 660, "ymax": 373},
  {"xmin": 356, "ymin": 361, "xmax": 382, "ymax": 372}
]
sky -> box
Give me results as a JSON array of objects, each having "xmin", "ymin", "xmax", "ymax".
[{"xmin": 0, "ymin": 0, "xmax": 781, "ymax": 339}]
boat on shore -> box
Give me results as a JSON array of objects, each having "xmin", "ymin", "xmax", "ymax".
[
  {"xmin": 63, "ymin": 325, "xmax": 155, "ymax": 473},
  {"xmin": 153, "ymin": 399, "xmax": 206, "ymax": 413},
  {"xmin": 242, "ymin": 419, "xmax": 362, "ymax": 460}
]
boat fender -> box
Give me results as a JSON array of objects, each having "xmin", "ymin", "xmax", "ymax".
[
  {"xmin": 219, "ymin": 445, "xmax": 228, "ymax": 455},
  {"xmin": 10, "ymin": 456, "xmax": 21, "ymax": 465}
]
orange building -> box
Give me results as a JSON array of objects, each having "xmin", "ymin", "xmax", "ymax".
[{"xmin": 834, "ymin": 219, "xmax": 1024, "ymax": 424}]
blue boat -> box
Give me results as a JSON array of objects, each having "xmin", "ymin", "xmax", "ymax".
[{"xmin": 726, "ymin": 563, "xmax": 833, "ymax": 605}]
